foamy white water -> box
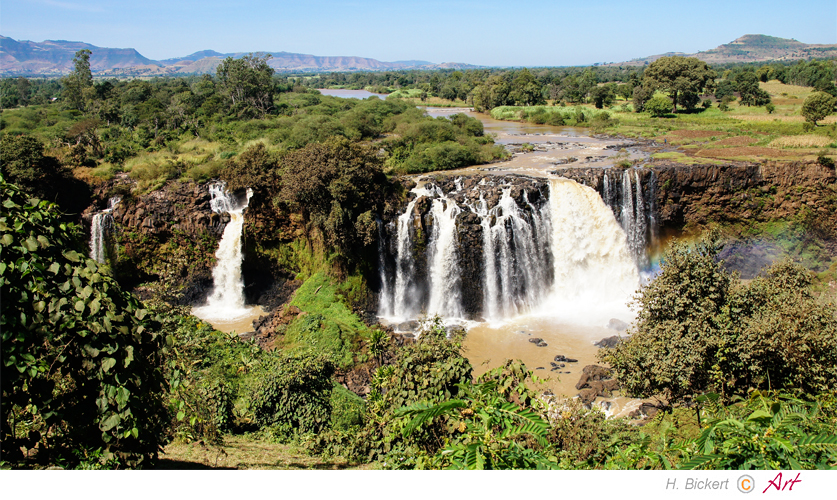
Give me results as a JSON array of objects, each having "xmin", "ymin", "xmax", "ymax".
[
  {"xmin": 535, "ymin": 177, "xmax": 639, "ymax": 325},
  {"xmin": 192, "ymin": 182, "xmax": 256, "ymax": 323},
  {"xmin": 379, "ymin": 175, "xmax": 640, "ymax": 328},
  {"xmin": 89, "ymin": 196, "xmax": 121, "ymax": 264}
]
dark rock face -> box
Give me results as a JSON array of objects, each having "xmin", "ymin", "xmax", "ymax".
[
  {"xmin": 575, "ymin": 365, "xmax": 612, "ymax": 391},
  {"xmin": 575, "ymin": 364, "xmax": 620, "ymax": 405},
  {"xmin": 88, "ymin": 177, "xmax": 292, "ymax": 307},
  {"xmin": 107, "ymin": 177, "xmax": 225, "ymax": 239},
  {"xmin": 629, "ymin": 402, "xmax": 662, "ymax": 419}
]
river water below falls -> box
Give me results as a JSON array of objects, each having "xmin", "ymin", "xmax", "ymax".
[{"xmin": 464, "ymin": 317, "xmax": 640, "ymax": 417}]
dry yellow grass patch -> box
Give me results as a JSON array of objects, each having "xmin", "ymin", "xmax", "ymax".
[
  {"xmin": 768, "ymin": 135, "xmax": 834, "ymax": 148},
  {"xmin": 695, "ymin": 146, "xmax": 804, "ymax": 161},
  {"xmin": 72, "ymin": 166, "xmax": 109, "ymax": 185},
  {"xmin": 729, "ymin": 114, "xmax": 837, "ymax": 124},
  {"xmin": 772, "ymin": 98, "xmax": 804, "ymax": 106},
  {"xmin": 760, "ymin": 81, "xmax": 816, "ymax": 99},
  {"xmin": 158, "ymin": 435, "xmax": 370, "ymax": 470}
]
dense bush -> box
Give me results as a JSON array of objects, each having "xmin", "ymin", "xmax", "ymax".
[
  {"xmin": 644, "ymin": 94, "xmax": 674, "ymax": 117},
  {"xmin": 603, "ymin": 235, "xmax": 837, "ymax": 402},
  {"xmin": 0, "ymin": 134, "xmax": 90, "ymax": 214},
  {"xmin": 1, "ymin": 177, "xmax": 168, "ymax": 467},
  {"xmin": 247, "ymin": 350, "xmax": 335, "ymax": 436},
  {"xmin": 308, "ymin": 318, "xmax": 473, "ymax": 463},
  {"xmin": 681, "ymin": 391, "xmax": 837, "ymax": 470}
]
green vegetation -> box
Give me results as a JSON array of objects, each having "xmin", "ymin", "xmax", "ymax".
[
  {"xmin": 1, "ymin": 177, "xmax": 168, "ymax": 467},
  {"xmin": 645, "ymin": 94, "xmax": 674, "ymax": 117},
  {"xmin": 285, "ymin": 272, "xmax": 370, "ymax": 368},
  {"xmin": 603, "ymin": 235, "xmax": 837, "ymax": 402},
  {"xmin": 643, "ymin": 56, "xmax": 716, "ymax": 112},
  {"xmin": 802, "ymin": 91, "xmax": 837, "ymax": 125},
  {"xmin": 2, "ymin": 52, "xmax": 836, "ymax": 471}
]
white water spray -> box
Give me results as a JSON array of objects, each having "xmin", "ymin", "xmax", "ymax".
[
  {"xmin": 192, "ymin": 182, "xmax": 254, "ymax": 321},
  {"xmin": 379, "ymin": 176, "xmax": 640, "ymax": 327},
  {"xmin": 538, "ymin": 178, "xmax": 639, "ymax": 324}
]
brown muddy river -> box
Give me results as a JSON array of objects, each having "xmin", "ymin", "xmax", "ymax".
[{"xmin": 463, "ymin": 317, "xmax": 640, "ymax": 417}]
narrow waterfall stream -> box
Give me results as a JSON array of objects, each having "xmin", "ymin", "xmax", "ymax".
[
  {"xmin": 192, "ymin": 182, "xmax": 263, "ymax": 331},
  {"xmin": 89, "ymin": 196, "xmax": 121, "ymax": 264}
]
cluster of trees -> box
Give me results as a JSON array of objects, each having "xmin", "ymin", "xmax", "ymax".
[{"xmin": 740, "ymin": 59, "xmax": 837, "ymax": 94}]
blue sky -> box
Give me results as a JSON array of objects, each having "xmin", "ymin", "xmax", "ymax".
[{"xmin": 2, "ymin": 0, "xmax": 835, "ymax": 66}]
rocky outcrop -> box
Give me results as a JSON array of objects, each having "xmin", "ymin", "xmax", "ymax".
[
  {"xmin": 575, "ymin": 365, "xmax": 620, "ymax": 405},
  {"xmin": 554, "ymin": 160, "xmax": 837, "ymax": 231},
  {"xmin": 85, "ymin": 176, "xmax": 297, "ymax": 307}
]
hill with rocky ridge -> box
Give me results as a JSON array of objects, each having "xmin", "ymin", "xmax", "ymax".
[{"xmin": 608, "ymin": 35, "xmax": 837, "ymax": 66}]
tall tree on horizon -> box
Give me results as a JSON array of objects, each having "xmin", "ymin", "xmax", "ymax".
[{"xmin": 61, "ymin": 49, "xmax": 93, "ymax": 111}]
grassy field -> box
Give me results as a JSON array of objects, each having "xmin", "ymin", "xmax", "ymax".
[{"xmin": 606, "ymin": 82, "xmax": 836, "ymax": 163}]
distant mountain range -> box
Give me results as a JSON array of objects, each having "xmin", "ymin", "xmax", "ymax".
[
  {"xmin": 2, "ymin": 34, "xmax": 835, "ymax": 77},
  {"xmin": 606, "ymin": 34, "xmax": 837, "ymax": 67},
  {"xmin": 0, "ymin": 35, "xmax": 477, "ymax": 76}
]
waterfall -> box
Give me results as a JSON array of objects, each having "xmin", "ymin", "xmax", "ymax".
[
  {"xmin": 598, "ymin": 167, "xmax": 655, "ymax": 270},
  {"xmin": 89, "ymin": 196, "xmax": 121, "ymax": 264},
  {"xmin": 479, "ymin": 188, "xmax": 552, "ymax": 320},
  {"xmin": 392, "ymin": 195, "xmax": 422, "ymax": 319},
  {"xmin": 542, "ymin": 178, "xmax": 639, "ymax": 323},
  {"xmin": 426, "ymin": 196, "xmax": 464, "ymax": 318},
  {"xmin": 192, "ymin": 182, "xmax": 254, "ymax": 320},
  {"xmin": 378, "ymin": 175, "xmax": 638, "ymax": 326},
  {"xmin": 376, "ymin": 219, "xmax": 393, "ymax": 317}
]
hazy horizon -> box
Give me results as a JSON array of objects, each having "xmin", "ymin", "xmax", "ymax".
[{"xmin": 2, "ymin": 0, "xmax": 835, "ymax": 67}]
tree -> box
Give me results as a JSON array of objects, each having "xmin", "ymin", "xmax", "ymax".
[
  {"xmin": 591, "ymin": 84, "xmax": 616, "ymax": 109},
  {"xmin": 643, "ymin": 56, "xmax": 715, "ymax": 111},
  {"xmin": 735, "ymin": 71, "xmax": 771, "ymax": 107},
  {"xmin": 644, "ymin": 94, "xmax": 673, "ymax": 117},
  {"xmin": 801, "ymin": 91, "xmax": 837, "ymax": 125},
  {"xmin": 508, "ymin": 69, "xmax": 545, "ymax": 106},
  {"xmin": 15, "ymin": 77, "xmax": 31, "ymax": 107},
  {"xmin": 713, "ymin": 80, "xmax": 736, "ymax": 100},
  {"xmin": 216, "ymin": 53, "xmax": 276, "ymax": 118},
  {"xmin": 61, "ymin": 49, "xmax": 93, "ymax": 111},
  {"xmin": 469, "ymin": 75, "xmax": 511, "ymax": 112},
  {"xmin": 0, "ymin": 135, "xmax": 66, "ymax": 198},
  {"xmin": 632, "ymin": 85, "xmax": 652, "ymax": 112}
]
